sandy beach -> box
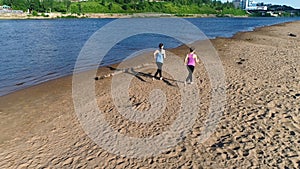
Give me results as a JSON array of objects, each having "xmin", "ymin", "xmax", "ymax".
[
  {"xmin": 0, "ymin": 12, "xmax": 233, "ymax": 19},
  {"xmin": 0, "ymin": 12, "xmax": 139, "ymax": 19},
  {"xmin": 0, "ymin": 21, "xmax": 299, "ymax": 168}
]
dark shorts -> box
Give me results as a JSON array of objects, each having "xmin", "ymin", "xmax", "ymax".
[{"xmin": 156, "ymin": 62, "xmax": 163, "ymax": 70}]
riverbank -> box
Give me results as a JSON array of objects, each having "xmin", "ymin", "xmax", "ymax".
[
  {"xmin": 0, "ymin": 12, "xmax": 246, "ymax": 19},
  {"xmin": 0, "ymin": 21, "xmax": 299, "ymax": 168}
]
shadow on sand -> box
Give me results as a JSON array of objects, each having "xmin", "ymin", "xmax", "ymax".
[{"xmin": 95, "ymin": 66, "xmax": 183, "ymax": 87}]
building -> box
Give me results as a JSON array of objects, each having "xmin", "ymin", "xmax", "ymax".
[
  {"xmin": 0, "ymin": 5, "xmax": 11, "ymax": 10},
  {"xmin": 237, "ymin": 0, "xmax": 267, "ymax": 10},
  {"xmin": 0, "ymin": 5, "xmax": 23, "ymax": 14},
  {"xmin": 232, "ymin": 0, "xmax": 241, "ymax": 8},
  {"xmin": 239, "ymin": 0, "xmax": 246, "ymax": 9}
]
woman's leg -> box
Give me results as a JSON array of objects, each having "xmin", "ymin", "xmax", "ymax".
[
  {"xmin": 186, "ymin": 65, "xmax": 194, "ymax": 83},
  {"xmin": 189, "ymin": 65, "xmax": 194, "ymax": 82},
  {"xmin": 157, "ymin": 62, "xmax": 163, "ymax": 79},
  {"xmin": 154, "ymin": 62, "xmax": 163, "ymax": 79},
  {"xmin": 154, "ymin": 70, "xmax": 159, "ymax": 78},
  {"xmin": 186, "ymin": 66, "xmax": 191, "ymax": 82}
]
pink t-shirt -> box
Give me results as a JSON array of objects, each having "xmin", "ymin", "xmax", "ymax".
[{"xmin": 187, "ymin": 54, "xmax": 196, "ymax": 66}]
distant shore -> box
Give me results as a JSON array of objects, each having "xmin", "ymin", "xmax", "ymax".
[{"xmin": 0, "ymin": 12, "xmax": 247, "ymax": 19}]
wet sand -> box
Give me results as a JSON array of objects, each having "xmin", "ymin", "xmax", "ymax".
[{"xmin": 0, "ymin": 21, "xmax": 299, "ymax": 168}]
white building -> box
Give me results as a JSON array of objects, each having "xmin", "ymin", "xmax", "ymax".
[{"xmin": 239, "ymin": 0, "xmax": 268, "ymax": 10}]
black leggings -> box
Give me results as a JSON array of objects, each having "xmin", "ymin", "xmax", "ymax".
[
  {"xmin": 186, "ymin": 65, "xmax": 195, "ymax": 82},
  {"xmin": 154, "ymin": 62, "xmax": 163, "ymax": 78}
]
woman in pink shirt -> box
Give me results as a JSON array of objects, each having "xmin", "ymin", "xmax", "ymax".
[{"xmin": 184, "ymin": 47, "xmax": 199, "ymax": 84}]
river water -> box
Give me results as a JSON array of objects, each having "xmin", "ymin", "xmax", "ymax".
[{"xmin": 0, "ymin": 17, "xmax": 299, "ymax": 96}]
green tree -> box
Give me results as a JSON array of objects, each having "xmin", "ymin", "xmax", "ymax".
[
  {"xmin": 108, "ymin": 2, "xmax": 112, "ymax": 10},
  {"xmin": 121, "ymin": 4, "xmax": 130, "ymax": 10},
  {"xmin": 8, "ymin": 0, "xmax": 27, "ymax": 10},
  {"xmin": 3, "ymin": 0, "xmax": 13, "ymax": 6},
  {"xmin": 28, "ymin": 0, "xmax": 41, "ymax": 12},
  {"xmin": 64, "ymin": 0, "xmax": 71, "ymax": 12},
  {"xmin": 77, "ymin": 2, "xmax": 82, "ymax": 13},
  {"xmin": 42, "ymin": 0, "xmax": 54, "ymax": 12},
  {"xmin": 100, "ymin": 0, "xmax": 106, "ymax": 6},
  {"xmin": 53, "ymin": 1, "xmax": 67, "ymax": 13},
  {"xmin": 3, "ymin": 0, "xmax": 249, "ymax": 16}
]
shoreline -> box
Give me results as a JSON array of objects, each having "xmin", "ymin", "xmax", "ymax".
[
  {"xmin": 0, "ymin": 12, "xmax": 247, "ymax": 20},
  {"xmin": 0, "ymin": 20, "xmax": 298, "ymax": 97},
  {"xmin": 0, "ymin": 20, "xmax": 300, "ymax": 168}
]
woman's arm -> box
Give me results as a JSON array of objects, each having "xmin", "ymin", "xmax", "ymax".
[
  {"xmin": 184, "ymin": 54, "xmax": 188, "ymax": 65},
  {"xmin": 194, "ymin": 54, "xmax": 199, "ymax": 63},
  {"xmin": 153, "ymin": 50, "xmax": 158, "ymax": 59},
  {"xmin": 162, "ymin": 49, "xmax": 166, "ymax": 58}
]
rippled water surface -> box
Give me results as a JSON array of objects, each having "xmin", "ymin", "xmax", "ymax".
[{"xmin": 0, "ymin": 17, "xmax": 299, "ymax": 96}]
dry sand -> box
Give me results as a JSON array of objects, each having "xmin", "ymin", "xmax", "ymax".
[
  {"xmin": 0, "ymin": 12, "xmax": 221, "ymax": 19},
  {"xmin": 0, "ymin": 21, "xmax": 299, "ymax": 168}
]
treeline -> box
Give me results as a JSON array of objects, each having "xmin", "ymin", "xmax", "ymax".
[
  {"xmin": 1, "ymin": 0, "xmax": 71, "ymax": 13},
  {"xmin": 0, "ymin": 0, "xmax": 247, "ymax": 16}
]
